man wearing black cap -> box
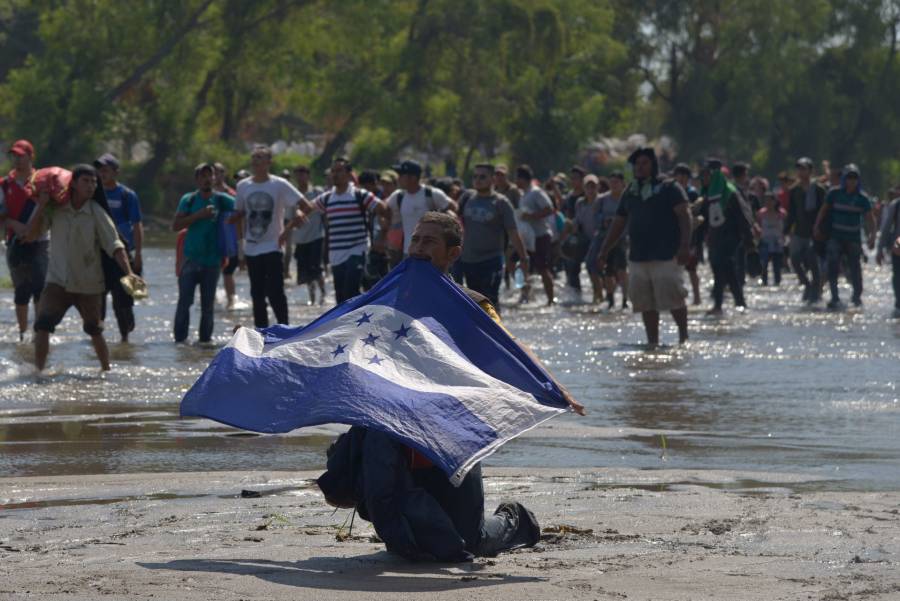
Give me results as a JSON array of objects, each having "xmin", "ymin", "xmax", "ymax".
[
  {"xmin": 95, "ymin": 153, "xmax": 143, "ymax": 342},
  {"xmin": 596, "ymin": 148, "xmax": 691, "ymax": 345},
  {"xmin": 814, "ymin": 164, "xmax": 876, "ymax": 309},
  {"xmin": 0, "ymin": 139, "xmax": 48, "ymax": 341},
  {"xmin": 386, "ymin": 159, "xmax": 455, "ymax": 259},
  {"xmin": 785, "ymin": 157, "xmax": 827, "ymax": 304},
  {"xmin": 171, "ymin": 163, "xmax": 236, "ymax": 343},
  {"xmin": 25, "ymin": 165, "xmax": 138, "ymax": 371}
]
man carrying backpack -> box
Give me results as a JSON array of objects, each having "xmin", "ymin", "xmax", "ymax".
[
  {"xmin": 386, "ymin": 159, "xmax": 456, "ymax": 260},
  {"xmin": 295, "ymin": 157, "xmax": 389, "ymax": 304}
]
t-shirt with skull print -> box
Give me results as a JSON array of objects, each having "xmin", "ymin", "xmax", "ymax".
[{"xmin": 236, "ymin": 175, "xmax": 304, "ymax": 257}]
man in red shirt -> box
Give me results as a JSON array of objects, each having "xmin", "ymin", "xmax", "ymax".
[{"xmin": 0, "ymin": 140, "xmax": 49, "ymax": 341}]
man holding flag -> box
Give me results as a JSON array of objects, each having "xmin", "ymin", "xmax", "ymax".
[{"xmin": 181, "ymin": 211, "xmax": 583, "ymax": 562}]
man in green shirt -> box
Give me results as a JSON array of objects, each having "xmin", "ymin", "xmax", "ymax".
[
  {"xmin": 172, "ymin": 163, "xmax": 235, "ymax": 343},
  {"xmin": 814, "ymin": 164, "xmax": 876, "ymax": 309}
]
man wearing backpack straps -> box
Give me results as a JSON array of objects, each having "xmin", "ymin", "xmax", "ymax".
[
  {"xmin": 386, "ymin": 159, "xmax": 456, "ymax": 259},
  {"xmin": 171, "ymin": 164, "xmax": 236, "ymax": 343},
  {"xmin": 95, "ymin": 153, "xmax": 143, "ymax": 343},
  {"xmin": 294, "ymin": 157, "xmax": 389, "ymax": 304},
  {"xmin": 451, "ymin": 163, "xmax": 528, "ymax": 312}
]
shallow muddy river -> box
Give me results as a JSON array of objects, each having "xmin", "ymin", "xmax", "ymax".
[{"xmin": 1, "ymin": 246, "xmax": 897, "ymax": 491}]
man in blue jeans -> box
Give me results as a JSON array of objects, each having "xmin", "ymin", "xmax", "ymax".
[
  {"xmin": 452, "ymin": 163, "xmax": 528, "ymax": 311},
  {"xmin": 171, "ymin": 163, "xmax": 235, "ymax": 343}
]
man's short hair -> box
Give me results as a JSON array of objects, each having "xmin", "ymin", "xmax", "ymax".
[
  {"xmin": 673, "ymin": 164, "xmax": 692, "ymax": 177},
  {"xmin": 418, "ymin": 211, "xmax": 462, "ymax": 247},
  {"xmin": 358, "ymin": 170, "xmax": 378, "ymax": 186},
  {"xmin": 194, "ymin": 162, "xmax": 215, "ymax": 177},
  {"xmin": 515, "ymin": 164, "xmax": 533, "ymax": 181},
  {"xmin": 213, "ymin": 162, "xmax": 226, "ymax": 172},
  {"xmin": 294, "ymin": 165, "xmax": 310, "ymax": 174},
  {"xmin": 609, "ymin": 170, "xmax": 626, "ymax": 181},
  {"xmin": 473, "ymin": 162, "xmax": 494, "ymax": 173},
  {"xmin": 570, "ymin": 165, "xmax": 587, "ymax": 177},
  {"xmin": 71, "ymin": 164, "xmax": 97, "ymax": 183},
  {"xmin": 731, "ymin": 162, "xmax": 749, "ymax": 178},
  {"xmin": 251, "ymin": 144, "xmax": 272, "ymax": 159},
  {"xmin": 333, "ymin": 156, "xmax": 352, "ymax": 172}
]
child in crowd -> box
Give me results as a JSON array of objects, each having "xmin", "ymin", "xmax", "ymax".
[{"xmin": 757, "ymin": 191, "xmax": 786, "ymax": 286}]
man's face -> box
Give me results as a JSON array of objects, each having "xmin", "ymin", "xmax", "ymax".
[
  {"xmin": 584, "ymin": 181, "xmax": 599, "ymax": 200},
  {"xmin": 845, "ymin": 174, "xmax": 859, "ymax": 193},
  {"xmin": 381, "ymin": 180, "xmax": 397, "ymax": 197},
  {"xmin": 196, "ymin": 169, "xmax": 213, "ymax": 191},
  {"xmin": 73, "ymin": 174, "xmax": 97, "ymax": 201},
  {"xmin": 633, "ymin": 156, "xmax": 653, "ymax": 180},
  {"xmin": 399, "ymin": 173, "xmax": 418, "ymax": 191},
  {"xmin": 250, "ymin": 151, "xmax": 271, "ymax": 173},
  {"xmin": 8, "ymin": 151, "xmax": 31, "ymax": 172},
  {"xmin": 797, "ymin": 165, "xmax": 811, "ymax": 182},
  {"xmin": 294, "ymin": 169, "xmax": 310, "ymax": 187},
  {"xmin": 407, "ymin": 222, "xmax": 460, "ymax": 273},
  {"xmin": 213, "ymin": 167, "xmax": 226, "ymax": 187},
  {"xmin": 493, "ymin": 171, "xmax": 509, "ymax": 189},
  {"xmin": 331, "ymin": 162, "xmax": 351, "ymax": 187},
  {"xmin": 570, "ymin": 171, "xmax": 584, "ymax": 191},
  {"xmin": 98, "ymin": 164, "xmax": 117, "ymax": 187},
  {"xmin": 674, "ymin": 173, "xmax": 689, "ymax": 188},
  {"xmin": 609, "ymin": 177, "xmax": 625, "ymax": 195},
  {"xmin": 472, "ymin": 168, "xmax": 492, "ymax": 193}
]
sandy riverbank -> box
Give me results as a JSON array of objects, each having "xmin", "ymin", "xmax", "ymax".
[{"xmin": 1, "ymin": 468, "xmax": 898, "ymax": 601}]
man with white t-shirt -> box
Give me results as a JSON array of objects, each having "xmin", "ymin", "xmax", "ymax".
[
  {"xmin": 386, "ymin": 160, "xmax": 457, "ymax": 258},
  {"xmin": 232, "ymin": 145, "xmax": 303, "ymax": 328},
  {"xmin": 294, "ymin": 157, "xmax": 390, "ymax": 304}
]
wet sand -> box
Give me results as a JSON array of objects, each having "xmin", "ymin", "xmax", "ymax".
[{"xmin": 2, "ymin": 467, "xmax": 898, "ymax": 600}]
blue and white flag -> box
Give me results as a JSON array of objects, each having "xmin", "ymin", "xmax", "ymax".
[{"xmin": 181, "ymin": 258, "xmax": 569, "ymax": 485}]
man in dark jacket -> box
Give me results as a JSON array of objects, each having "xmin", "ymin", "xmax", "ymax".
[
  {"xmin": 785, "ymin": 157, "xmax": 827, "ymax": 304},
  {"xmin": 700, "ymin": 159, "xmax": 755, "ymax": 315},
  {"xmin": 318, "ymin": 211, "xmax": 584, "ymax": 562}
]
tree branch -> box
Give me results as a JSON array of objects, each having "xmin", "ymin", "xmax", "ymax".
[{"xmin": 104, "ymin": 0, "xmax": 216, "ymax": 103}]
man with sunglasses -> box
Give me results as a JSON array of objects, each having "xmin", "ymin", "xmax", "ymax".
[{"xmin": 451, "ymin": 163, "xmax": 528, "ymax": 312}]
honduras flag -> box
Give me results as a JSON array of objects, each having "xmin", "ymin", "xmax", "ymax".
[{"xmin": 181, "ymin": 258, "xmax": 569, "ymax": 485}]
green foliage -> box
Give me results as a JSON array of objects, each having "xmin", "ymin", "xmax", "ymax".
[{"xmin": 1, "ymin": 0, "xmax": 900, "ymax": 215}]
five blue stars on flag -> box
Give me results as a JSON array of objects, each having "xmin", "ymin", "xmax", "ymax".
[{"xmin": 331, "ymin": 314, "xmax": 413, "ymax": 366}]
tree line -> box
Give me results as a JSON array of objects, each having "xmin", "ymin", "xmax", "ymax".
[{"xmin": 1, "ymin": 0, "xmax": 898, "ymax": 213}]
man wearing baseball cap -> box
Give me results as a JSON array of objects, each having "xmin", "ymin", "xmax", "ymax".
[
  {"xmin": 0, "ymin": 139, "xmax": 49, "ymax": 341},
  {"xmin": 94, "ymin": 153, "xmax": 144, "ymax": 342},
  {"xmin": 386, "ymin": 159, "xmax": 455, "ymax": 259}
]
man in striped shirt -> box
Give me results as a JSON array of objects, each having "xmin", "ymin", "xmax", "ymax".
[
  {"xmin": 814, "ymin": 163, "xmax": 876, "ymax": 309},
  {"xmin": 295, "ymin": 157, "xmax": 389, "ymax": 304}
]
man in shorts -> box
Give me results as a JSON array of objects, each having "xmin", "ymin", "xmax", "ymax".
[
  {"xmin": 514, "ymin": 165, "xmax": 555, "ymax": 305},
  {"xmin": 25, "ymin": 165, "xmax": 138, "ymax": 370},
  {"xmin": 596, "ymin": 148, "xmax": 691, "ymax": 345}
]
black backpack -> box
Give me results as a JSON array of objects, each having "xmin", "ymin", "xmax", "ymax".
[{"xmin": 320, "ymin": 188, "xmax": 372, "ymax": 240}]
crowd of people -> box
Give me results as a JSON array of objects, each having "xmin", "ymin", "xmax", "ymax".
[{"xmin": 2, "ymin": 139, "xmax": 900, "ymax": 368}]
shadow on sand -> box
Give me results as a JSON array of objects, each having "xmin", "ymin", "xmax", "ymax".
[{"xmin": 138, "ymin": 551, "xmax": 543, "ymax": 593}]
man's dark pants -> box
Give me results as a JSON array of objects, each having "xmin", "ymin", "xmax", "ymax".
[
  {"xmin": 332, "ymin": 254, "xmax": 365, "ymax": 304},
  {"xmin": 102, "ymin": 252, "xmax": 140, "ymax": 338},
  {"xmin": 451, "ymin": 256, "xmax": 504, "ymax": 311},
  {"xmin": 360, "ymin": 430, "xmax": 520, "ymax": 561},
  {"xmin": 710, "ymin": 241, "xmax": 746, "ymax": 309},
  {"xmin": 246, "ymin": 251, "xmax": 289, "ymax": 327},
  {"xmin": 826, "ymin": 239, "xmax": 863, "ymax": 303},
  {"xmin": 892, "ymin": 254, "xmax": 900, "ymax": 309},
  {"xmin": 174, "ymin": 259, "xmax": 219, "ymax": 342}
]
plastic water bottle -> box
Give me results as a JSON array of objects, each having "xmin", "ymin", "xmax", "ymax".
[{"xmin": 514, "ymin": 267, "xmax": 526, "ymax": 289}]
